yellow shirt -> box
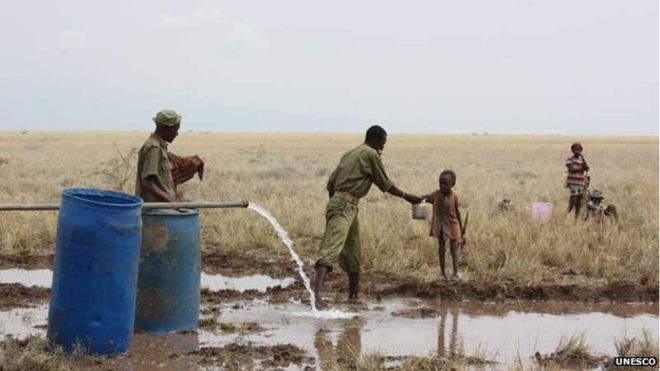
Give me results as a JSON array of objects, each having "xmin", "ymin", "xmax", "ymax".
[
  {"xmin": 327, "ymin": 144, "xmax": 394, "ymax": 199},
  {"xmin": 135, "ymin": 133, "xmax": 176, "ymax": 202}
]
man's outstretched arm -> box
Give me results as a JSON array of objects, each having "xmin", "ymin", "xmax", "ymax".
[{"xmin": 387, "ymin": 185, "xmax": 422, "ymax": 204}]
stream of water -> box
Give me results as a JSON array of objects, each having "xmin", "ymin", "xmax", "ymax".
[{"xmin": 247, "ymin": 203, "xmax": 318, "ymax": 312}]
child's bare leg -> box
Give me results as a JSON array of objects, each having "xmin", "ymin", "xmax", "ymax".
[
  {"xmin": 567, "ymin": 195, "xmax": 577, "ymax": 213},
  {"xmin": 568, "ymin": 194, "xmax": 583, "ymax": 220},
  {"xmin": 449, "ymin": 239, "xmax": 459, "ymax": 278},
  {"xmin": 438, "ymin": 237, "xmax": 447, "ymax": 279},
  {"xmin": 574, "ymin": 194, "xmax": 583, "ymax": 220}
]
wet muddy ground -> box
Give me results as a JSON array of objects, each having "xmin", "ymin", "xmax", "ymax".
[
  {"xmin": 0, "ymin": 282, "xmax": 50, "ymax": 309},
  {"xmin": 1, "ymin": 297, "xmax": 657, "ymax": 369},
  {"xmin": 0, "ymin": 252, "xmax": 657, "ymax": 370},
  {"xmin": 0, "ymin": 251, "xmax": 657, "ymax": 304}
]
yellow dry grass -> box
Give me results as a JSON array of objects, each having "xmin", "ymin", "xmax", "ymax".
[{"xmin": 0, "ymin": 131, "xmax": 657, "ymax": 286}]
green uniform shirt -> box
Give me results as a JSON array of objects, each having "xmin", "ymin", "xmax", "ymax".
[
  {"xmin": 327, "ymin": 144, "xmax": 394, "ymax": 199},
  {"xmin": 135, "ymin": 133, "xmax": 176, "ymax": 202}
]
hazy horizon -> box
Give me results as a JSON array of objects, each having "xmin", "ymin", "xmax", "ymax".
[
  {"xmin": 2, "ymin": 130, "xmax": 657, "ymax": 138},
  {"xmin": 1, "ymin": 0, "xmax": 657, "ymax": 135}
]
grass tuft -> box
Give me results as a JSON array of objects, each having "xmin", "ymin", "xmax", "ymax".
[
  {"xmin": 535, "ymin": 333, "xmax": 602, "ymax": 368},
  {"xmin": 0, "ymin": 335, "xmax": 72, "ymax": 371}
]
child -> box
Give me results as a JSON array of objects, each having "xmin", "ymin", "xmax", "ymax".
[
  {"xmin": 583, "ymin": 189, "xmax": 605, "ymax": 221},
  {"xmin": 422, "ymin": 170, "xmax": 466, "ymax": 281},
  {"xmin": 565, "ymin": 142, "xmax": 590, "ymax": 220},
  {"xmin": 584, "ymin": 189, "xmax": 618, "ymax": 223}
]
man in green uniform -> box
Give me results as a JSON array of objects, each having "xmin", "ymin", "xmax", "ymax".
[
  {"xmin": 136, "ymin": 109, "xmax": 204, "ymax": 202},
  {"xmin": 313, "ymin": 125, "xmax": 422, "ymax": 309}
]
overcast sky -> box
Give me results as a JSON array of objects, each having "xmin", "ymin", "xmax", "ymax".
[{"xmin": 0, "ymin": 0, "xmax": 657, "ymax": 134}]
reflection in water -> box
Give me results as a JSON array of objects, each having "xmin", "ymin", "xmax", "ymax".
[
  {"xmin": 201, "ymin": 273, "xmax": 295, "ymax": 292},
  {"xmin": 0, "ymin": 297, "xmax": 656, "ymax": 367},
  {"xmin": 437, "ymin": 306, "xmax": 460, "ymax": 358},
  {"xmin": 315, "ymin": 317, "xmax": 363, "ymax": 369},
  {"xmin": 428, "ymin": 300, "xmax": 658, "ymax": 363},
  {"xmin": 0, "ymin": 304, "xmax": 47, "ymax": 339},
  {"xmin": 0, "ymin": 269, "xmax": 52, "ymax": 287}
]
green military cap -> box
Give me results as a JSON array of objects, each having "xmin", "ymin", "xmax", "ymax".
[
  {"xmin": 590, "ymin": 189, "xmax": 604, "ymax": 199},
  {"xmin": 152, "ymin": 109, "xmax": 182, "ymax": 127}
]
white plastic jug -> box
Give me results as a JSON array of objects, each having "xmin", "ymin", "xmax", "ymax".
[{"xmin": 412, "ymin": 203, "xmax": 429, "ymax": 220}]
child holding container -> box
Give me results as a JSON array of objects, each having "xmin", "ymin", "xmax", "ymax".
[{"xmin": 422, "ymin": 170, "xmax": 466, "ymax": 281}]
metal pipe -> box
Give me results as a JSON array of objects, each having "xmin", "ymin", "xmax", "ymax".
[
  {"xmin": 144, "ymin": 201, "xmax": 249, "ymax": 209},
  {"xmin": 0, "ymin": 204, "xmax": 59, "ymax": 211},
  {"xmin": 0, "ymin": 200, "xmax": 249, "ymax": 211}
]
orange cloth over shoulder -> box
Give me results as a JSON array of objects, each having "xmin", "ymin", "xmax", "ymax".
[{"xmin": 168, "ymin": 153, "xmax": 204, "ymax": 185}]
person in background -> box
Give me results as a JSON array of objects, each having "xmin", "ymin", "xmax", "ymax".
[
  {"xmin": 583, "ymin": 189, "xmax": 605, "ymax": 221},
  {"xmin": 565, "ymin": 142, "xmax": 590, "ymax": 220},
  {"xmin": 584, "ymin": 189, "xmax": 618, "ymax": 223},
  {"xmin": 135, "ymin": 109, "xmax": 204, "ymax": 202},
  {"xmin": 313, "ymin": 125, "xmax": 422, "ymax": 309}
]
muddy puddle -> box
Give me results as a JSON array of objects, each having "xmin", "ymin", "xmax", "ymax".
[
  {"xmin": 0, "ymin": 268, "xmax": 294, "ymax": 293},
  {"xmin": 199, "ymin": 299, "xmax": 658, "ymax": 365},
  {"xmin": 0, "ymin": 269, "xmax": 52, "ymax": 288},
  {"xmin": 0, "ymin": 304, "xmax": 48, "ymax": 338},
  {"xmin": 1, "ymin": 297, "xmax": 656, "ymax": 368},
  {"xmin": 201, "ymin": 273, "xmax": 294, "ymax": 292}
]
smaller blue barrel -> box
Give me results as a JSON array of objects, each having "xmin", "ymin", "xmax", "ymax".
[
  {"xmin": 47, "ymin": 188, "xmax": 142, "ymax": 355},
  {"xmin": 134, "ymin": 209, "xmax": 201, "ymax": 334}
]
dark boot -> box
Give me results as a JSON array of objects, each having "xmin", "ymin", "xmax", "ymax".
[
  {"xmin": 313, "ymin": 265, "xmax": 329, "ymax": 310},
  {"xmin": 348, "ymin": 272, "xmax": 360, "ymax": 301}
]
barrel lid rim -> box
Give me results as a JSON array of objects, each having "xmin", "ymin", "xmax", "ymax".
[{"xmin": 62, "ymin": 188, "xmax": 143, "ymax": 208}]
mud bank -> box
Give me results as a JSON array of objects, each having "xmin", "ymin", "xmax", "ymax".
[
  {"xmin": 0, "ymin": 251, "xmax": 296, "ymax": 277},
  {"xmin": 0, "ymin": 252, "xmax": 657, "ymax": 304},
  {"xmin": 0, "ymin": 283, "xmax": 49, "ymax": 309},
  {"xmin": 0, "ymin": 254, "xmax": 53, "ymax": 270},
  {"xmin": 194, "ymin": 343, "xmax": 315, "ymax": 369},
  {"xmin": 361, "ymin": 275, "xmax": 659, "ymax": 302}
]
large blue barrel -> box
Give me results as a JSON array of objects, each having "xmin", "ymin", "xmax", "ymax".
[
  {"xmin": 135, "ymin": 209, "xmax": 201, "ymax": 333},
  {"xmin": 47, "ymin": 188, "xmax": 142, "ymax": 355}
]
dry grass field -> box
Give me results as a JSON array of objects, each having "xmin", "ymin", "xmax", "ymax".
[{"xmin": 0, "ymin": 131, "xmax": 657, "ymax": 288}]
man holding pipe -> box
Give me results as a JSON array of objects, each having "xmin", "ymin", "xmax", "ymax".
[
  {"xmin": 135, "ymin": 109, "xmax": 204, "ymax": 202},
  {"xmin": 313, "ymin": 125, "xmax": 422, "ymax": 309}
]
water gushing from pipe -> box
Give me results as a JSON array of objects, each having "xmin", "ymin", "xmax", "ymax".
[{"xmin": 248, "ymin": 203, "xmax": 317, "ymax": 312}]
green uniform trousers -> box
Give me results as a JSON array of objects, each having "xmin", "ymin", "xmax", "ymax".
[{"xmin": 315, "ymin": 196, "xmax": 361, "ymax": 274}]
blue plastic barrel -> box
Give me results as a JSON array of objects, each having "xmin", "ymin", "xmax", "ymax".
[
  {"xmin": 134, "ymin": 209, "xmax": 201, "ymax": 334},
  {"xmin": 47, "ymin": 188, "xmax": 142, "ymax": 355}
]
